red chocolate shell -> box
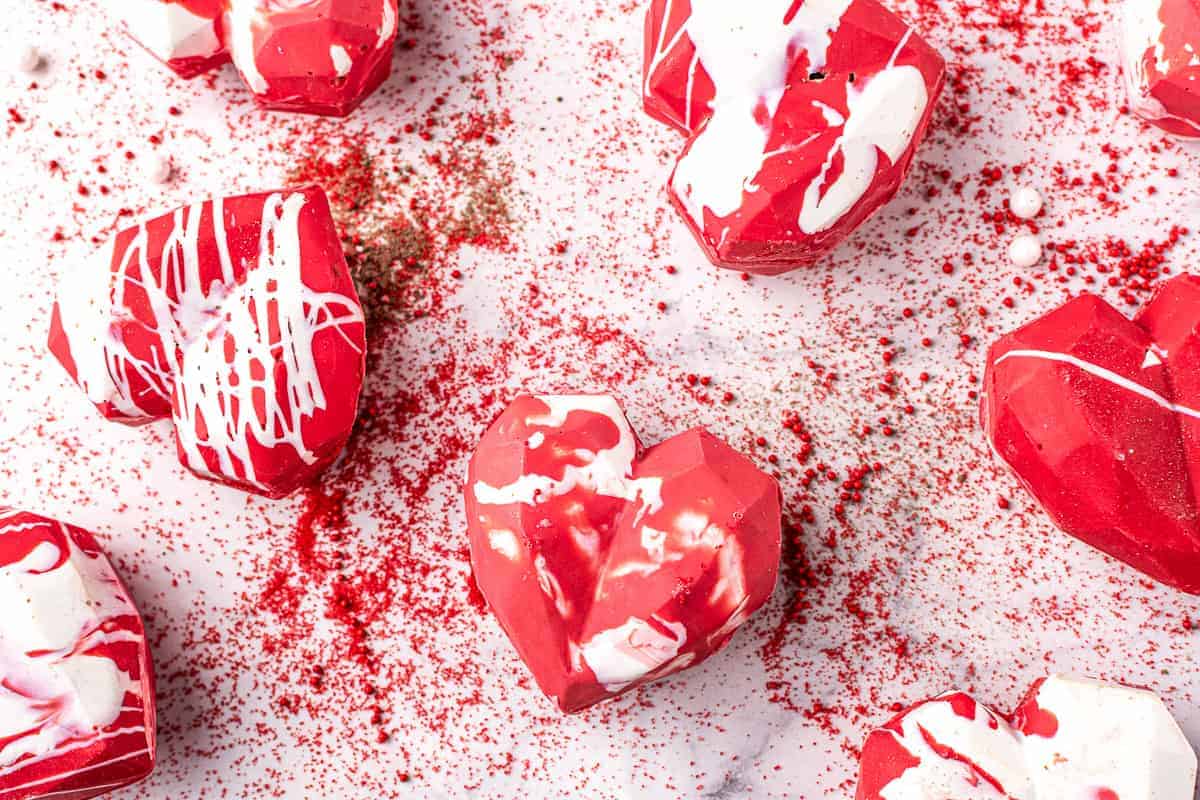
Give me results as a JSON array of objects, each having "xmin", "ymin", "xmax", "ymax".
[
  {"xmin": 0, "ymin": 509, "xmax": 156, "ymax": 800},
  {"xmin": 981, "ymin": 274, "xmax": 1200, "ymax": 593},
  {"xmin": 643, "ymin": 0, "xmax": 946, "ymax": 273},
  {"xmin": 464, "ymin": 395, "xmax": 782, "ymax": 712},
  {"xmin": 48, "ymin": 186, "xmax": 366, "ymax": 499}
]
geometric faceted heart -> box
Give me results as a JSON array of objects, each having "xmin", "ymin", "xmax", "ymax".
[
  {"xmin": 47, "ymin": 186, "xmax": 366, "ymax": 499},
  {"xmin": 643, "ymin": 0, "xmax": 946, "ymax": 274},
  {"xmin": 111, "ymin": 0, "xmax": 228, "ymax": 79},
  {"xmin": 225, "ymin": 0, "xmax": 399, "ymax": 117},
  {"xmin": 856, "ymin": 675, "xmax": 1198, "ymax": 799},
  {"xmin": 1122, "ymin": 0, "xmax": 1200, "ymax": 139},
  {"xmin": 981, "ymin": 275, "xmax": 1200, "ymax": 594},
  {"xmin": 107, "ymin": 0, "xmax": 399, "ymax": 117},
  {"xmin": 465, "ymin": 395, "xmax": 782, "ymax": 712},
  {"xmin": 0, "ymin": 509, "xmax": 157, "ymax": 800}
]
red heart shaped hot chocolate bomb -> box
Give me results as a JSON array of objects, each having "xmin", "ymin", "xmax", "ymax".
[
  {"xmin": 982, "ymin": 274, "xmax": 1200, "ymax": 593},
  {"xmin": 48, "ymin": 187, "xmax": 366, "ymax": 499},
  {"xmin": 225, "ymin": 0, "xmax": 399, "ymax": 117},
  {"xmin": 465, "ymin": 395, "xmax": 782, "ymax": 712},
  {"xmin": 0, "ymin": 509, "xmax": 157, "ymax": 800},
  {"xmin": 1122, "ymin": 0, "xmax": 1200, "ymax": 139},
  {"xmin": 856, "ymin": 676, "xmax": 1197, "ymax": 799},
  {"xmin": 643, "ymin": 0, "xmax": 946, "ymax": 273},
  {"xmin": 110, "ymin": 0, "xmax": 399, "ymax": 116}
]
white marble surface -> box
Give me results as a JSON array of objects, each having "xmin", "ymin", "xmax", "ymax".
[{"xmin": 0, "ymin": 0, "xmax": 1198, "ymax": 798}]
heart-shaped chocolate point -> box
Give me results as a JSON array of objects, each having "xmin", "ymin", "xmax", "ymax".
[
  {"xmin": 465, "ymin": 395, "xmax": 782, "ymax": 712},
  {"xmin": 982, "ymin": 274, "xmax": 1200, "ymax": 593}
]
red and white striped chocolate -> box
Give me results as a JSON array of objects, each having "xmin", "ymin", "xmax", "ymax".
[
  {"xmin": 0, "ymin": 509, "xmax": 156, "ymax": 800},
  {"xmin": 465, "ymin": 395, "xmax": 782, "ymax": 712},
  {"xmin": 224, "ymin": 0, "xmax": 399, "ymax": 116},
  {"xmin": 109, "ymin": 0, "xmax": 228, "ymax": 79},
  {"xmin": 48, "ymin": 187, "xmax": 366, "ymax": 498}
]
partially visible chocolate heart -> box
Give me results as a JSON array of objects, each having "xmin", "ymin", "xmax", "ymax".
[
  {"xmin": 110, "ymin": 0, "xmax": 399, "ymax": 117},
  {"xmin": 1122, "ymin": 0, "xmax": 1200, "ymax": 139},
  {"xmin": 856, "ymin": 676, "xmax": 1197, "ymax": 799},
  {"xmin": 982, "ymin": 274, "xmax": 1200, "ymax": 593},
  {"xmin": 642, "ymin": 0, "xmax": 946, "ymax": 273},
  {"xmin": 0, "ymin": 509, "xmax": 157, "ymax": 800},
  {"xmin": 465, "ymin": 395, "xmax": 781, "ymax": 712}
]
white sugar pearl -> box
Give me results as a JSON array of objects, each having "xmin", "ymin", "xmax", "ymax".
[
  {"xmin": 1009, "ymin": 234, "xmax": 1043, "ymax": 268},
  {"xmin": 16, "ymin": 45, "xmax": 42, "ymax": 74},
  {"xmin": 1009, "ymin": 186, "xmax": 1043, "ymax": 220},
  {"xmin": 145, "ymin": 154, "xmax": 173, "ymax": 184}
]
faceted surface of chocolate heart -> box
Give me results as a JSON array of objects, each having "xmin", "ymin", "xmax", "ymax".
[
  {"xmin": 465, "ymin": 395, "xmax": 782, "ymax": 712},
  {"xmin": 111, "ymin": 0, "xmax": 228, "ymax": 78},
  {"xmin": 981, "ymin": 274, "xmax": 1200, "ymax": 593},
  {"xmin": 226, "ymin": 0, "xmax": 399, "ymax": 116},
  {"xmin": 110, "ymin": 0, "xmax": 399, "ymax": 116},
  {"xmin": 0, "ymin": 509, "xmax": 156, "ymax": 800},
  {"xmin": 1123, "ymin": 0, "xmax": 1200, "ymax": 139},
  {"xmin": 48, "ymin": 186, "xmax": 367, "ymax": 499},
  {"xmin": 643, "ymin": 0, "xmax": 946, "ymax": 273},
  {"xmin": 856, "ymin": 675, "xmax": 1197, "ymax": 799}
]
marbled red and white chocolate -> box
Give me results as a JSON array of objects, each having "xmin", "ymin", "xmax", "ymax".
[
  {"xmin": 111, "ymin": 0, "xmax": 228, "ymax": 78},
  {"xmin": 1122, "ymin": 0, "xmax": 1200, "ymax": 139},
  {"xmin": 0, "ymin": 509, "xmax": 156, "ymax": 800},
  {"xmin": 643, "ymin": 0, "xmax": 945, "ymax": 274},
  {"xmin": 981, "ymin": 274, "xmax": 1200, "ymax": 593},
  {"xmin": 465, "ymin": 395, "xmax": 781, "ymax": 712},
  {"xmin": 225, "ymin": 0, "xmax": 399, "ymax": 117},
  {"xmin": 48, "ymin": 186, "xmax": 366, "ymax": 499},
  {"xmin": 108, "ymin": 0, "xmax": 399, "ymax": 116},
  {"xmin": 856, "ymin": 676, "xmax": 1197, "ymax": 799}
]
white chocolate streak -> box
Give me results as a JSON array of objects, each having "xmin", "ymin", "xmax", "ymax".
[
  {"xmin": 472, "ymin": 395, "xmax": 664, "ymax": 515},
  {"xmin": 330, "ymin": 45, "xmax": 352, "ymax": 77},
  {"xmin": 580, "ymin": 616, "xmax": 688, "ymax": 691},
  {"xmin": 670, "ymin": 0, "xmax": 853, "ymax": 221},
  {"xmin": 994, "ymin": 349, "xmax": 1200, "ymax": 419},
  {"xmin": 0, "ymin": 512, "xmax": 144, "ymax": 773},
  {"xmin": 226, "ymin": 0, "xmax": 269, "ymax": 93},
  {"xmin": 377, "ymin": 0, "xmax": 398, "ymax": 47},
  {"xmin": 798, "ymin": 62, "xmax": 928, "ymax": 234},
  {"xmin": 57, "ymin": 192, "xmax": 364, "ymax": 492}
]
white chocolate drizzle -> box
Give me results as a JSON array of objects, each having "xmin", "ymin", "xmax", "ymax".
[
  {"xmin": 994, "ymin": 349, "xmax": 1200, "ymax": 420},
  {"xmin": 55, "ymin": 191, "xmax": 364, "ymax": 492}
]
